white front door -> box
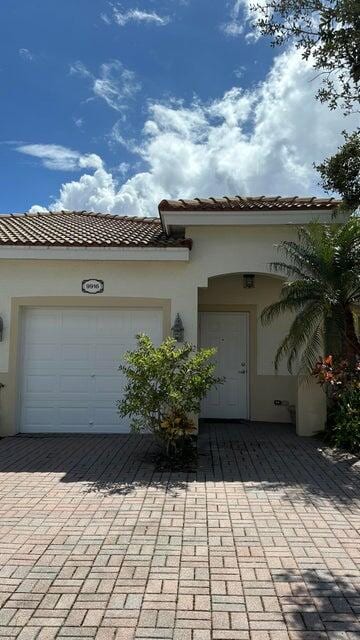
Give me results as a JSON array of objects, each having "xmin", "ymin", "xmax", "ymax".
[
  {"xmin": 20, "ymin": 307, "xmax": 163, "ymax": 433},
  {"xmin": 200, "ymin": 312, "xmax": 249, "ymax": 419}
]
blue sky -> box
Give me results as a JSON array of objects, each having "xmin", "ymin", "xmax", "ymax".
[{"xmin": 0, "ymin": 0, "xmax": 352, "ymax": 215}]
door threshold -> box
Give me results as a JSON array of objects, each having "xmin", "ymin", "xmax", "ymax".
[{"xmin": 199, "ymin": 418, "xmax": 249, "ymax": 424}]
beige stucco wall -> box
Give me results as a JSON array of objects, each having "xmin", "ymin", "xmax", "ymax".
[{"xmin": 0, "ymin": 224, "xmax": 326, "ymax": 436}]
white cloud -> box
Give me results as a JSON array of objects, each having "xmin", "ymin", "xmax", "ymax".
[
  {"xmin": 19, "ymin": 48, "xmax": 34, "ymax": 61},
  {"xmin": 16, "ymin": 144, "xmax": 102, "ymax": 171},
  {"xmin": 222, "ymin": 0, "xmax": 268, "ymax": 40},
  {"xmin": 221, "ymin": 0, "xmax": 244, "ymax": 37},
  {"xmin": 30, "ymin": 48, "xmax": 356, "ymax": 216},
  {"xmin": 73, "ymin": 117, "xmax": 84, "ymax": 129},
  {"xmin": 94, "ymin": 62, "xmax": 140, "ymax": 111},
  {"xmin": 70, "ymin": 60, "xmax": 141, "ymax": 112},
  {"xmin": 69, "ymin": 61, "xmax": 91, "ymax": 78},
  {"xmin": 29, "ymin": 205, "xmax": 50, "ymax": 213},
  {"xmin": 223, "ymin": 22, "xmax": 244, "ymax": 37},
  {"xmin": 236, "ymin": 0, "xmax": 269, "ymax": 22},
  {"xmin": 234, "ymin": 65, "xmax": 246, "ymax": 79},
  {"xmin": 103, "ymin": 6, "xmax": 170, "ymax": 27}
]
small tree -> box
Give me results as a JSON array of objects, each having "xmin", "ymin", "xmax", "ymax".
[
  {"xmin": 118, "ymin": 335, "xmax": 222, "ymax": 466},
  {"xmin": 247, "ymin": 1, "xmax": 360, "ymax": 211},
  {"xmin": 261, "ymin": 218, "xmax": 360, "ymax": 374},
  {"xmin": 316, "ymin": 130, "xmax": 360, "ymax": 210},
  {"xmin": 250, "ymin": 0, "xmax": 360, "ymax": 114}
]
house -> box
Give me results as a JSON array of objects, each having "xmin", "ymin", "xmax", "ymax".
[{"xmin": 0, "ymin": 196, "xmax": 344, "ymax": 438}]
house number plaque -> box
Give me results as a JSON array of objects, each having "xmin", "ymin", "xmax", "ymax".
[{"xmin": 82, "ymin": 279, "xmax": 104, "ymax": 294}]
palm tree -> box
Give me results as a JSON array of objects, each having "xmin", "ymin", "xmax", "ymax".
[{"xmin": 261, "ymin": 218, "xmax": 360, "ymax": 374}]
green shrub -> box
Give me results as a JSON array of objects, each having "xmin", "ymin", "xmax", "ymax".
[
  {"xmin": 330, "ymin": 385, "xmax": 360, "ymax": 453},
  {"xmin": 118, "ymin": 335, "xmax": 222, "ymax": 467},
  {"xmin": 313, "ymin": 356, "xmax": 360, "ymax": 453}
]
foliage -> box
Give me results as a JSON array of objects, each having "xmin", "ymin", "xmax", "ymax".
[
  {"xmin": 313, "ymin": 355, "xmax": 360, "ymax": 452},
  {"xmin": 118, "ymin": 335, "xmax": 222, "ymax": 466},
  {"xmin": 313, "ymin": 354, "xmax": 358, "ymax": 389},
  {"xmin": 261, "ymin": 218, "xmax": 360, "ymax": 373},
  {"xmin": 251, "ymin": 0, "xmax": 360, "ymax": 113},
  {"xmin": 155, "ymin": 409, "xmax": 198, "ymax": 470},
  {"xmin": 316, "ymin": 130, "xmax": 360, "ymax": 210}
]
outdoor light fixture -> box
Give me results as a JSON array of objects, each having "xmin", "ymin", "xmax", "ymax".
[
  {"xmin": 243, "ymin": 274, "xmax": 255, "ymax": 289},
  {"xmin": 171, "ymin": 313, "xmax": 184, "ymax": 342},
  {"xmin": 0, "ymin": 317, "xmax": 3, "ymax": 342}
]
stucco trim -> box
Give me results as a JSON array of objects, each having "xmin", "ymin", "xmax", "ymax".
[
  {"xmin": 0, "ymin": 246, "xmax": 190, "ymax": 262},
  {"xmin": 161, "ymin": 210, "xmax": 348, "ymax": 233},
  {"xmin": 5, "ymin": 296, "xmax": 171, "ymax": 436}
]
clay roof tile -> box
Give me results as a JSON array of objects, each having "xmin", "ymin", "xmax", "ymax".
[
  {"xmin": 159, "ymin": 195, "xmax": 341, "ymax": 212},
  {"xmin": 0, "ymin": 211, "xmax": 192, "ymax": 249}
]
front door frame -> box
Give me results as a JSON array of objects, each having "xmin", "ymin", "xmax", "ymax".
[{"xmin": 198, "ymin": 304, "xmax": 257, "ymax": 421}]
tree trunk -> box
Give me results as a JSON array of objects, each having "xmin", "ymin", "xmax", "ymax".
[{"xmin": 344, "ymin": 305, "xmax": 360, "ymax": 361}]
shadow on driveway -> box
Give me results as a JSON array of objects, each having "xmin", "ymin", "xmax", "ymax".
[{"xmin": 0, "ymin": 422, "xmax": 359, "ymax": 507}]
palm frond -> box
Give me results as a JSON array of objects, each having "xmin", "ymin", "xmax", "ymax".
[
  {"xmin": 269, "ymin": 260, "xmax": 310, "ymax": 280},
  {"xmin": 261, "ymin": 298, "xmax": 302, "ymax": 326},
  {"xmin": 273, "ymin": 303, "xmax": 324, "ymax": 373},
  {"xmin": 272, "ymin": 240, "xmax": 327, "ymax": 280},
  {"xmin": 263, "ymin": 217, "xmax": 360, "ymax": 371},
  {"xmin": 298, "ymin": 325, "xmax": 324, "ymax": 377}
]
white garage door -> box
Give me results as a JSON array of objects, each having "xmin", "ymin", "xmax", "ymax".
[{"xmin": 20, "ymin": 307, "xmax": 163, "ymax": 433}]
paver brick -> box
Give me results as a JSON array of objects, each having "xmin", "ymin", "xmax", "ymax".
[{"xmin": 0, "ymin": 424, "xmax": 359, "ymax": 640}]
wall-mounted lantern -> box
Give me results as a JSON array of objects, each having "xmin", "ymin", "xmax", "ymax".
[
  {"xmin": 243, "ymin": 273, "xmax": 255, "ymax": 289},
  {"xmin": 171, "ymin": 313, "xmax": 184, "ymax": 342},
  {"xmin": 0, "ymin": 316, "xmax": 3, "ymax": 341}
]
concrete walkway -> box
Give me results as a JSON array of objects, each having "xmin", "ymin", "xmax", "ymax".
[{"xmin": 0, "ymin": 422, "xmax": 359, "ymax": 639}]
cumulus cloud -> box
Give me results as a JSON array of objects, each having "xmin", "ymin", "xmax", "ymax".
[
  {"xmin": 17, "ymin": 144, "xmax": 103, "ymax": 171},
  {"xmin": 30, "ymin": 48, "xmax": 355, "ymax": 216},
  {"xmin": 103, "ymin": 6, "xmax": 170, "ymax": 27},
  {"xmin": 29, "ymin": 205, "xmax": 50, "ymax": 213},
  {"xmin": 70, "ymin": 60, "xmax": 141, "ymax": 112}
]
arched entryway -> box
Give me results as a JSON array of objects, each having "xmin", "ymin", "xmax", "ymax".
[{"xmin": 198, "ymin": 272, "xmax": 297, "ymax": 426}]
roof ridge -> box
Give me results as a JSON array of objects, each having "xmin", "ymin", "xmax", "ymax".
[
  {"xmin": 0, "ymin": 211, "xmax": 160, "ymax": 222},
  {"xmin": 159, "ymin": 195, "xmax": 342, "ymax": 212}
]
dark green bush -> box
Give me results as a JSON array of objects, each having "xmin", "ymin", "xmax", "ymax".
[
  {"xmin": 330, "ymin": 385, "xmax": 360, "ymax": 453},
  {"xmin": 313, "ymin": 356, "xmax": 360, "ymax": 454}
]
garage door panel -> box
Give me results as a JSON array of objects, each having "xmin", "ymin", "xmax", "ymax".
[
  {"xmin": 61, "ymin": 344, "xmax": 92, "ymax": 363},
  {"xmin": 59, "ymin": 358, "xmax": 93, "ymax": 372},
  {"xmin": 60, "ymin": 311, "xmax": 97, "ymax": 337},
  {"xmin": 94, "ymin": 343, "xmax": 126, "ymax": 365},
  {"xmin": 94, "ymin": 407, "xmax": 121, "ymax": 426},
  {"xmin": 22, "ymin": 407, "xmax": 56, "ymax": 428},
  {"xmin": 58, "ymin": 407, "xmax": 92, "ymax": 427},
  {"xmin": 23, "ymin": 344, "xmax": 58, "ymax": 363},
  {"xmin": 24, "ymin": 310, "xmax": 60, "ymax": 341},
  {"xmin": 20, "ymin": 307, "xmax": 163, "ymax": 433},
  {"xmin": 94, "ymin": 375, "xmax": 120, "ymax": 393},
  {"xmin": 59, "ymin": 376, "xmax": 93, "ymax": 393},
  {"xmin": 96, "ymin": 311, "xmax": 132, "ymax": 337},
  {"xmin": 25, "ymin": 375, "xmax": 58, "ymax": 393}
]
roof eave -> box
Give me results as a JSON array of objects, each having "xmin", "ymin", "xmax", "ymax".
[{"xmin": 160, "ymin": 207, "xmax": 349, "ymax": 232}]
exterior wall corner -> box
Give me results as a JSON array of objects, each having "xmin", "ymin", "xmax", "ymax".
[{"xmin": 296, "ymin": 378, "xmax": 326, "ymax": 437}]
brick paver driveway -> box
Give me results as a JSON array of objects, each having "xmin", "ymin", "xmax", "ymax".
[{"xmin": 0, "ymin": 423, "xmax": 359, "ymax": 640}]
